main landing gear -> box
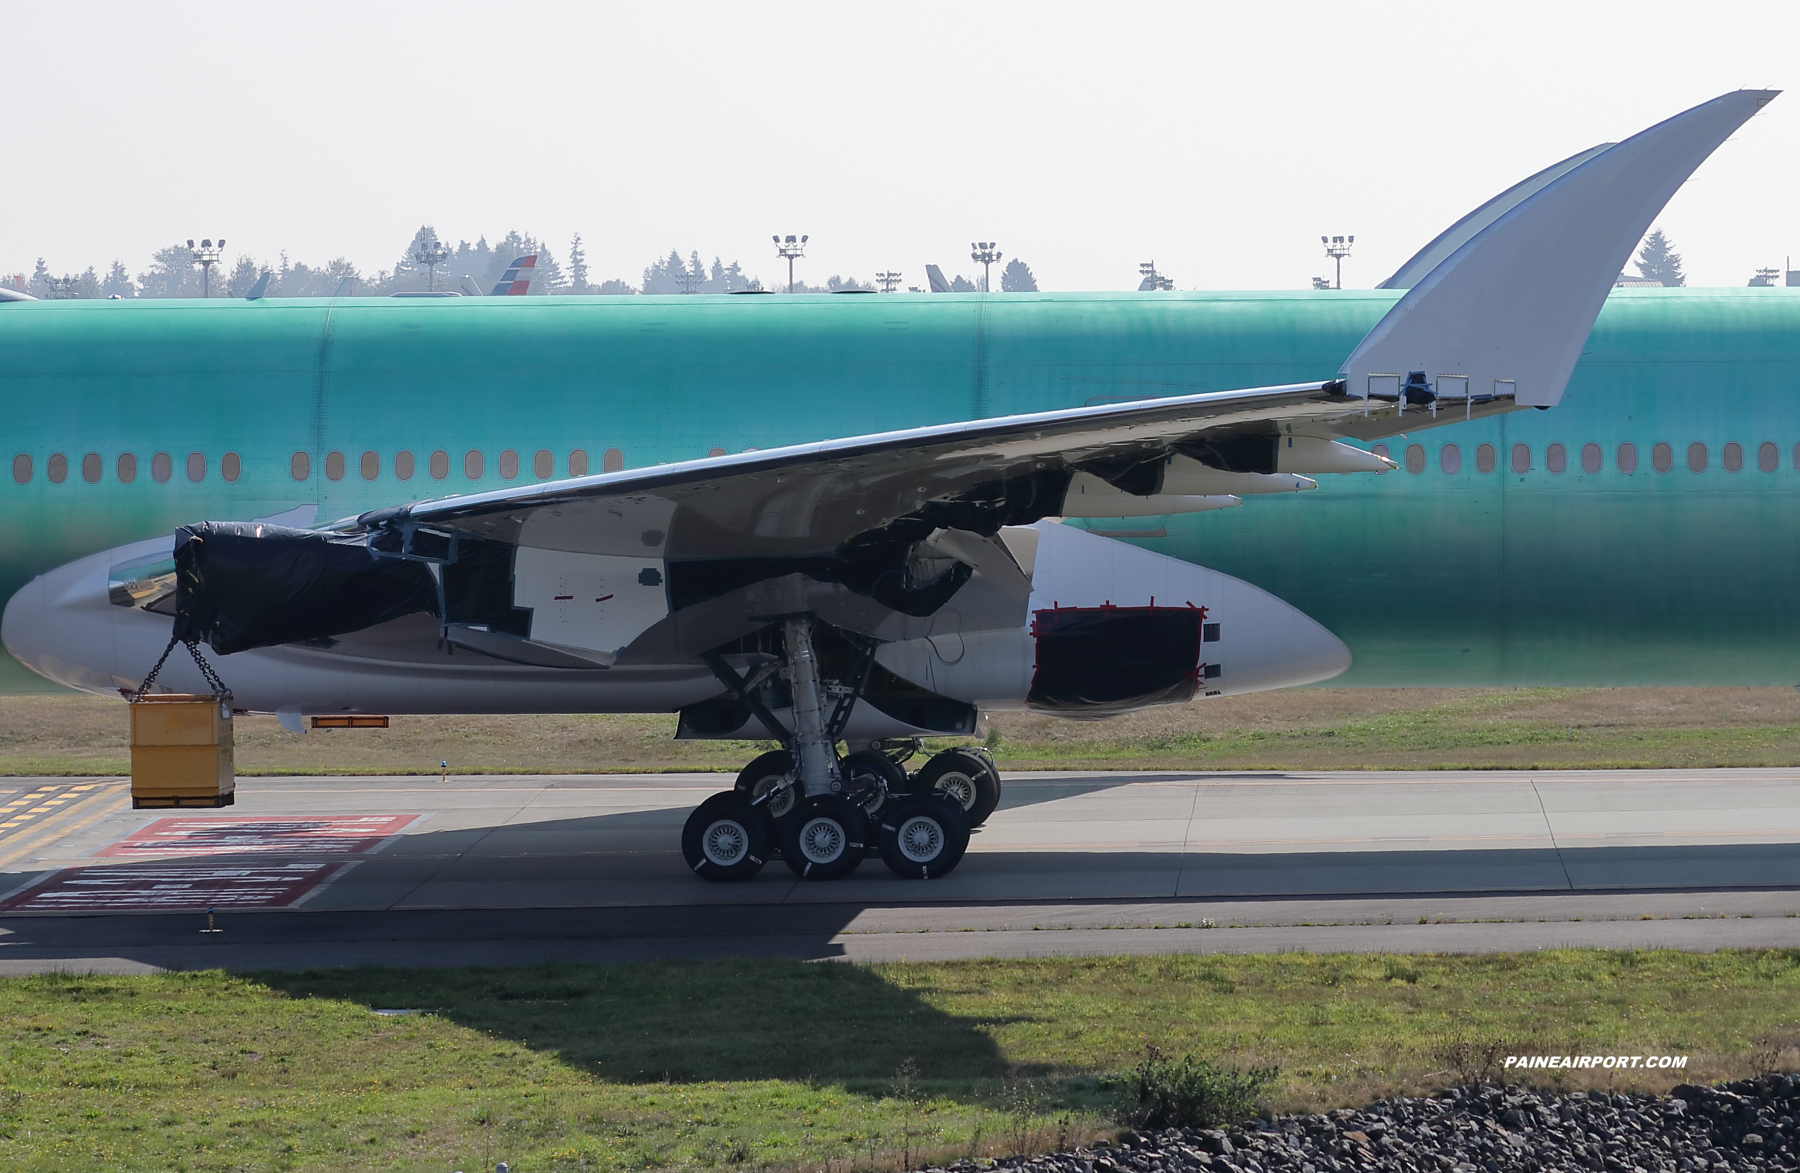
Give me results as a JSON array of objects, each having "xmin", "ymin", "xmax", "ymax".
[{"xmin": 681, "ymin": 618, "xmax": 1002, "ymax": 883}]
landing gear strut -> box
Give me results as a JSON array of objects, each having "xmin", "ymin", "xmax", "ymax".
[{"xmin": 681, "ymin": 618, "xmax": 990, "ymax": 883}]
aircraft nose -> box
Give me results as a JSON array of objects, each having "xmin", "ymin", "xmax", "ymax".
[{"xmin": 2, "ymin": 537, "xmax": 178, "ymax": 695}]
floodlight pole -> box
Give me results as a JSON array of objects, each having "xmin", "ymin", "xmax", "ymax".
[
  {"xmin": 773, "ymin": 234, "xmax": 808, "ymax": 292},
  {"xmin": 875, "ymin": 270, "xmax": 902, "ymax": 293},
  {"xmin": 970, "ymin": 242, "xmax": 1001, "ymax": 292},
  {"xmin": 1321, "ymin": 234, "xmax": 1354, "ymax": 289},
  {"xmin": 187, "ymin": 238, "xmax": 226, "ymax": 298},
  {"xmin": 410, "ymin": 234, "xmax": 453, "ymax": 292}
]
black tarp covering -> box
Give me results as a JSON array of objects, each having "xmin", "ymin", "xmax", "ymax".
[
  {"xmin": 172, "ymin": 522, "xmax": 440, "ymax": 655},
  {"xmin": 1027, "ymin": 606, "xmax": 1203, "ymax": 717}
]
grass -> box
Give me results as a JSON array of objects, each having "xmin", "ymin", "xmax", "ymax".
[
  {"xmin": 8, "ymin": 687, "xmax": 1800, "ymax": 776},
  {"xmin": 3, "ymin": 951, "xmax": 1800, "ymax": 1171}
]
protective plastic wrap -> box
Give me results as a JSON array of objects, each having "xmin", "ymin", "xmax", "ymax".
[{"xmin": 172, "ymin": 522, "xmax": 439, "ymax": 655}]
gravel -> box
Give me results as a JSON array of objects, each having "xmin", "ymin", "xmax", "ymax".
[{"xmin": 927, "ymin": 1075, "xmax": 1800, "ymax": 1173}]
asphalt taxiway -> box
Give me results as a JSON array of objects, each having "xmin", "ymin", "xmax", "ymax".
[{"xmin": 1, "ymin": 768, "xmax": 1797, "ymax": 972}]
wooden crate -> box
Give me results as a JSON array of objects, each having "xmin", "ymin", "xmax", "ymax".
[{"xmin": 129, "ymin": 694, "xmax": 235, "ymax": 809}]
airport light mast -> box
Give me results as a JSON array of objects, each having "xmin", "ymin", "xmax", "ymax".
[
  {"xmin": 674, "ymin": 267, "xmax": 704, "ymax": 294},
  {"xmin": 1321, "ymin": 234, "xmax": 1354, "ymax": 289},
  {"xmin": 187, "ymin": 238, "xmax": 226, "ymax": 298},
  {"xmin": 970, "ymin": 242, "xmax": 1001, "ymax": 291},
  {"xmin": 44, "ymin": 275, "xmax": 78, "ymax": 299},
  {"xmin": 875, "ymin": 270, "xmax": 902, "ymax": 293},
  {"xmin": 773, "ymin": 234, "xmax": 808, "ymax": 292},
  {"xmin": 410, "ymin": 236, "xmax": 452, "ymax": 292}
]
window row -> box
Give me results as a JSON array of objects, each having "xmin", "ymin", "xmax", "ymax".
[
  {"xmin": 12, "ymin": 447, "xmax": 628, "ymax": 485},
  {"xmin": 1372, "ymin": 441, "xmax": 1798, "ymax": 476}
]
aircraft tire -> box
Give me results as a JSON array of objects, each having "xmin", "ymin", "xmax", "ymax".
[
  {"xmin": 682, "ymin": 792, "xmax": 770, "ymax": 882},
  {"xmin": 841, "ymin": 749, "xmax": 908, "ymax": 818},
  {"xmin": 733, "ymin": 749, "xmax": 800, "ymax": 841},
  {"xmin": 912, "ymin": 748, "xmax": 1002, "ymax": 827},
  {"xmin": 780, "ymin": 795, "xmax": 869, "ymax": 881},
  {"xmin": 877, "ymin": 793, "xmax": 971, "ymax": 879}
]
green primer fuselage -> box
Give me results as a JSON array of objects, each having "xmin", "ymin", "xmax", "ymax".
[{"xmin": 1, "ymin": 289, "xmax": 1795, "ymax": 687}]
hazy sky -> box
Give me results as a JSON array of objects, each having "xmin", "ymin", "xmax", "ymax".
[{"xmin": 6, "ymin": 0, "xmax": 1798, "ymax": 292}]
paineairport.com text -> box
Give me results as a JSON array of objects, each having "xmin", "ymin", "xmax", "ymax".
[{"xmin": 1504, "ymin": 1056, "xmax": 1689, "ymax": 1070}]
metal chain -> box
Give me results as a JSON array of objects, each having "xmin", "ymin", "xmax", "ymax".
[
  {"xmin": 131, "ymin": 635, "xmax": 231, "ymax": 703},
  {"xmin": 132, "ymin": 636, "xmax": 180, "ymax": 701}
]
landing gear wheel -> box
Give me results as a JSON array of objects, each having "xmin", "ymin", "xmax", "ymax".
[
  {"xmin": 734, "ymin": 750, "xmax": 799, "ymax": 835},
  {"xmin": 912, "ymin": 748, "xmax": 1002, "ymax": 828},
  {"xmin": 841, "ymin": 749, "xmax": 907, "ymax": 819},
  {"xmin": 781, "ymin": 795, "xmax": 869, "ymax": 880},
  {"xmin": 682, "ymin": 792, "xmax": 770, "ymax": 882},
  {"xmin": 877, "ymin": 794, "xmax": 971, "ymax": 879}
]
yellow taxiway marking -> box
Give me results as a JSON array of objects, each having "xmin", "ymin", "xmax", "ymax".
[{"xmin": 0, "ymin": 783, "xmax": 129, "ymax": 873}]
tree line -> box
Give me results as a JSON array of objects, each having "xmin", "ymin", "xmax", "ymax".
[{"xmin": 10, "ymin": 226, "xmax": 1043, "ymax": 298}]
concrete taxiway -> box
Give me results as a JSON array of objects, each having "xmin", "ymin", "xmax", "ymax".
[{"xmin": 0, "ymin": 768, "xmax": 1796, "ymax": 972}]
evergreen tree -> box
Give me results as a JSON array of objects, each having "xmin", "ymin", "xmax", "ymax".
[
  {"xmin": 137, "ymin": 243, "xmax": 202, "ymax": 297},
  {"xmin": 1000, "ymin": 258, "xmax": 1038, "ymax": 292},
  {"xmin": 1635, "ymin": 229, "xmax": 1686, "ymax": 287},
  {"xmin": 595, "ymin": 278, "xmax": 636, "ymax": 295},
  {"xmin": 225, "ymin": 256, "xmax": 262, "ymax": 297},
  {"xmin": 100, "ymin": 260, "xmax": 135, "ymax": 298},
  {"xmin": 568, "ymin": 233, "xmax": 590, "ymax": 293},
  {"xmin": 533, "ymin": 244, "xmax": 568, "ymax": 294},
  {"xmin": 950, "ymin": 274, "xmax": 978, "ymax": 293},
  {"xmin": 29, "ymin": 258, "xmax": 51, "ymax": 298}
]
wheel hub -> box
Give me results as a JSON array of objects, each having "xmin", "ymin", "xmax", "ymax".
[
  {"xmin": 752, "ymin": 774, "xmax": 797, "ymax": 817},
  {"xmin": 895, "ymin": 814, "xmax": 944, "ymax": 863},
  {"xmin": 701, "ymin": 817, "xmax": 750, "ymax": 866},
  {"xmin": 933, "ymin": 771, "xmax": 977, "ymax": 810},
  {"xmin": 797, "ymin": 816, "xmax": 846, "ymax": 863}
]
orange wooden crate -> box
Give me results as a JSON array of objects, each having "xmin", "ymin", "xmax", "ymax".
[{"xmin": 129, "ymin": 695, "xmax": 235, "ymax": 809}]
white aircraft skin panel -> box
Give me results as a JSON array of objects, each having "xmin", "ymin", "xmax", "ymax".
[
  {"xmin": 874, "ymin": 522, "xmax": 1351, "ymax": 710},
  {"xmin": 513, "ymin": 547, "xmax": 670, "ymax": 660}
]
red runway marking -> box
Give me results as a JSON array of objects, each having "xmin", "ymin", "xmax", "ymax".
[
  {"xmin": 99, "ymin": 814, "xmax": 421, "ymax": 859},
  {"xmin": 0, "ymin": 861, "xmax": 344, "ymax": 912}
]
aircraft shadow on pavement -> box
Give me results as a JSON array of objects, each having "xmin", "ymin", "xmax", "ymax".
[{"xmin": 255, "ymin": 957, "xmax": 1018, "ymax": 1089}]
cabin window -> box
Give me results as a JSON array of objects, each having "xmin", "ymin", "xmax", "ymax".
[
  {"xmin": 11, "ymin": 455, "xmax": 30, "ymax": 484},
  {"xmin": 117, "ymin": 453, "xmax": 137, "ymax": 484},
  {"xmin": 533, "ymin": 449, "xmax": 553, "ymax": 479},
  {"xmin": 289, "ymin": 451, "xmax": 309, "ymax": 481},
  {"xmin": 360, "ymin": 451, "xmax": 380, "ymax": 481},
  {"xmin": 1723, "ymin": 442, "xmax": 1743, "ymax": 473},
  {"xmin": 1687, "ymin": 442, "xmax": 1707, "ymax": 473},
  {"xmin": 1759, "ymin": 442, "xmax": 1779, "ymax": 472},
  {"xmin": 1510, "ymin": 444, "xmax": 1530, "ymax": 474},
  {"xmin": 187, "ymin": 452, "xmax": 206, "ymax": 483},
  {"xmin": 221, "ymin": 453, "xmax": 240, "ymax": 482},
  {"xmin": 1404, "ymin": 444, "xmax": 1425, "ymax": 474},
  {"xmin": 395, "ymin": 450, "xmax": 415, "ymax": 481},
  {"xmin": 1475, "ymin": 443, "xmax": 1496, "ymax": 474},
  {"xmin": 82, "ymin": 453, "xmax": 102, "ymax": 483},
  {"xmin": 1439, "ymin": 443, "xmax": 1461, "ymax": 474},
  {"xmin": 1371, "ymin": 443, "xmax": 1391, "ymax": 463},
  {"xmin": 429, "ymin": 450, "xmax": 449, "ymax": 480},
  {"xmin": 463, "ymin": 450, "xmax": 484, "ymax": 480},
  {"xmin": 570, "ymin": 449, "xmax": 589, "ymax": 476},
  {"xmin": 1580, "ymin": 443, "xmax": 1601, "ymax": 474},
  {"xmin": 47, "ymin": 454, "xmax": 67, "ymax": 484},
  {"xmin": 155, "ymin": 453, "xmax": 174, "ymax": 483},
  {"xmin": 603, "ymin": 448, "xmax": 624, "ymax": 473},
  {"xmin": 499, "ymin": 449, "xmax": 519, "ymax": 480},
  {"xmin": 1546, "ymin": 443, "xmax": 1567, "ymax": 474},
  {"xmin": 324, "ymin": 451, "xmax": 345, "ymax": 481},
  {"xmin": 1617, "ymin": 443, "xmax": 1638, "ymax": 473},
  {"xmin": 1652, "ymin": 443, "xmax": 1673, "ymax": 473},
  {"xmin": 708, "ymin": 447, "xmax": 727, "ymax": 458}
]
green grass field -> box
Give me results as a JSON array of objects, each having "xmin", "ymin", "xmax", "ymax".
[
  {"xmin": 8, "ymin": 687, "xmax": 1800, "ymax": 776},
  {"xmin": 4, "ymin": 951, "xmax": 1799, "ymax": 1172}
]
